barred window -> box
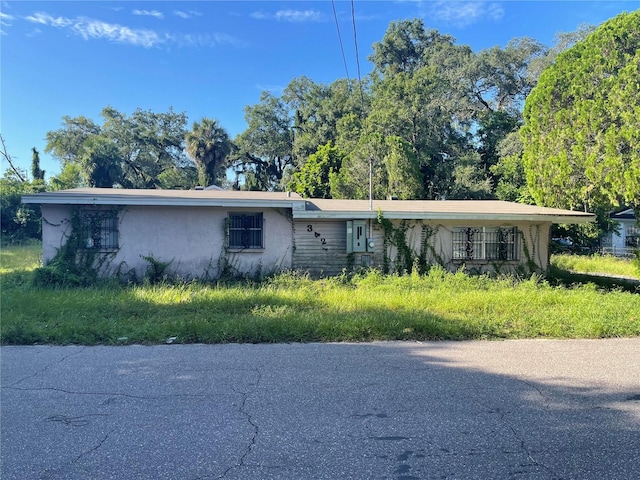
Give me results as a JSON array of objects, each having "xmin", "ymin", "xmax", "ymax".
[
  {"xmin": 80, "ymin": 210, "xmax": 119, "ymax": 249},
  {"xmin": 626, "ymin": 226, "xmax": 640, "ymax": 248},
  {"xmin": 228, "ymin": 213, "xmax": 263, "ymax": 249},
  {"xmin": 453, "ymin": 227, "xmax": 518, "ymax": 261}
]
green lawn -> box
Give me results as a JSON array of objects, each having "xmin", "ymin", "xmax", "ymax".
[
  {"xmin": 2, "ymin": 244, "xmax": 639, "ymax": 345},
  {"xmin": 551, "ymin": 253, "xmax": 639, "ymax": 279}
]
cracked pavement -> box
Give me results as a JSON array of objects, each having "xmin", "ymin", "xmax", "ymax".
[{"xmin": 1, "ymin": 339, "xmax": 639, "ymax": 479}]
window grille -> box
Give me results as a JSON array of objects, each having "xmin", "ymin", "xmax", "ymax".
[
  {"xmin": 453, "ymin": 227, "xmax": 518, "ymax": 261},
  {"xmin": 228, "ymin": 213, "xmax": 263, "ymax": 249},
  {"xmin": 626, "ymin": 226, "xmax": 640, "ymax": 248},
  {"xmin": 80, "ymin": 211, "xmax": 119, "ymax": 249}
]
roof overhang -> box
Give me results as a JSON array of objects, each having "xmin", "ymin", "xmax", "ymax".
[
  {"xmin": 293, "ymin": 210, "xmax": 595, "ymax": 223},
  {"xmin": 22, "ymin": 189, "xmax": 596, "ymax": 224},
  {"xmin": 293, "ymin": 200, "xmax": 595, "ymax": 224},
  {"xmin": 22, "ymin": 188, "xmax": 307, "ymax": 210}
]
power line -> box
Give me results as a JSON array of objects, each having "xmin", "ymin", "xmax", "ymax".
[
  {"xmin": 331, "ymin": 0, "xmax": 351, "ymax": 88},
  {"xmin": 350, "ymin": 0, "xmax": 366, "ymax": 112}
]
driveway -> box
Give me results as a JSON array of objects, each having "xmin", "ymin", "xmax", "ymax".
[{"xmin": 2, "ymin": 339, "xmax": 639, "ymax": 479}]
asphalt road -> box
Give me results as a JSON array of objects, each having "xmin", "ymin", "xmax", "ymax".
[{"xmin": 1, "ymin": 339, "xmax": 639, "ymax": 480}]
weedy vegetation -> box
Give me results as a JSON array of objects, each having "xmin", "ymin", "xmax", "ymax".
[
  {"xmin": 551, "ymin": 253, "xmax": 639, "ymax": 279},
  {"xmin": 1, "ymin": 244, "xmax": 638, "ymax": 345}
]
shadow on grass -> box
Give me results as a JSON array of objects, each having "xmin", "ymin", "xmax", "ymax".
[
  {"xmin": 0, "ymin": 287, "xmax": 487, "ymax": 345},
  {"xmin": 547, "ymin": 266, "xmax": 640, "ymax": 294}
]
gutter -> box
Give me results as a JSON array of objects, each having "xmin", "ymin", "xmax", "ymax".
[
  {"xmin": 293, "ymin": 210, "xmax": 596, "ymax": 224},
  {"xmin": 21, "ymin": 193, "xmax": 306, "ymax": 210}
]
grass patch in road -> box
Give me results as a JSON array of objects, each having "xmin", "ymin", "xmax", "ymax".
[{"xmin": 2, "ymin": 244, "xmax": 639, "ymax": 345}]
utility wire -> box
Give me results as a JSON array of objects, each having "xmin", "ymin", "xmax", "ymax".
[
  {"xmin": 331, "ymin": 0, "xmax": 351, "ymax": 89},
  {"xmin": 350, "ymin": 0, "xmax": 366, "ymax": 113}
]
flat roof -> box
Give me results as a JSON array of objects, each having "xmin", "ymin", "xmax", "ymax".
[
  {"xmin": 22, "ymin": 188, "xmax": 305, "ymax": 209},
  {"xmin": 298, "ymin": 199, "xmax": 595, "ymax": 223},
  {"xmin": 22, "ymin": 188, "xmax": 595, "ymax": 224}
]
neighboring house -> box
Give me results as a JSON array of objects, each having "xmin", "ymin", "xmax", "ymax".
[
  {"xmin": 601, "ymin": 207, "xmax": 638, "ymax": 257},
  {"xmin": 22, "ymin": 188, "xmax": 595, "ymax": 279}
]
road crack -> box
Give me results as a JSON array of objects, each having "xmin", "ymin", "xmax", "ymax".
[
  {"xmin": 72, "ymin": 428, "xmax": 116, "ymax": 464},
  {"xmin": 216, "ymin": 366, "xmax": 262, "ymax": 479},
  {"xmin": 5, "ymin": 347, "xmax": 87, "ymax": 388}
]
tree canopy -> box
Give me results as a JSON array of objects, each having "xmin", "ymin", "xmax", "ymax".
[
  {"xmin": 45, "ymin": 107, "xmax": 194, "ymax": 189},
  {"xmin": 30, "ymin": 13, "xmax": 630, "ymax": 219},
  {"xmin": 521, "ymin": 10, "xmax": 640, "ymax": 214}
]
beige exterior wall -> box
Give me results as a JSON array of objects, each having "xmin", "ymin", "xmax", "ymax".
[
  {"xmin": 40, "ymin": 204, "xmax": 293, "ymax": 280},
  {"xmin": 40, "ymin": 204, "xmax": 551, "ymax": 280},
  {"xmin": 294, "ymin": 218, "xmax": 551, "ymax": 277}
]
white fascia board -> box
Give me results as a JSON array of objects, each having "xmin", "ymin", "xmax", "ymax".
[
  {"xmin": 22, "ymin": 193, "xmax": 304, "ymax": 210},
  {"xmin": 293, "ymin": 210, "xmax": 595, "ymax": 224}
]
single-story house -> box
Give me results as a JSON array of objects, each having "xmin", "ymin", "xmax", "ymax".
[
  {"xmin": 601, "ymin": 207, "xmax": 638, "ymax": 257},
  {"xmin": 22, "ymin": 188, "xmax": 595, "ymax": 280}
]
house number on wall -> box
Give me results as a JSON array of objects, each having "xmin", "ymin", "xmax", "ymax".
[{"xmin": 307, "ymin": 225, "xmax": 328, "ymax": 250}]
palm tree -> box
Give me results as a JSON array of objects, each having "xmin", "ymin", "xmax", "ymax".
[{"xmin": 185, "ymin": 118, "xmax": 233, "ymax": 187}]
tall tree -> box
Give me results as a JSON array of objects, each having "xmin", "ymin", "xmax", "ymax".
[
  {"xmin": 330, "ymin": 133, "xmax": 423, "ymax": 200},
  {"xmin": 185, "ymin": 118, "xmax": 233, "ymax": 187},
  {"xmin": 45, "ymin": 107, "xmax": 191, "ymax": 189},
  {"xmin": 102, "ymin": 106, "xmax": 188, "ymax": 188},
  {"xmin": 521, "ymin": 11, "xmax": 640, "ymax": 215},
  {"xmin": 369, "ymin": 19, "xmax": 456, "ymax": 76},
  {"xmin": 80, "ymin": 137, "xmax": 122, "ymax": 188},
  {"xmin": 31, "ymin": 147, "xmax": 45, "ymax": 181},
  {"xmin": 288, "ymin": 141, "xmax": 343, "ymax": 198},
  {"xmin": 233, "ymin": 92, "xmax": 293, "ymax": 191}
]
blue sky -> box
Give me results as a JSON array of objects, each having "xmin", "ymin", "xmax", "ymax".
[{"xmin": 1, "ymin": 0, "xmax": 637, "ymax": 179}]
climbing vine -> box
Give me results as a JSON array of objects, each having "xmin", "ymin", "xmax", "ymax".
[
  {"xmin": 33, "ymin": 206, "xmax": 121, "ymax": 287},
  {"xmin": 376, "ymin": 210, "xmax": 443, "ymax": 274}
]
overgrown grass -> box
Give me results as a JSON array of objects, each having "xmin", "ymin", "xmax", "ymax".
[
  {"xmin": 551, "ymin": 253, "xmax": 639, "ymax": 279},
  {"xmin": 0, "ymin": 242, "xmax": 42, "ymax": 273},
  {"xmin": 2, "ymin": 244, "xmax": 639, "ymax": 345}
]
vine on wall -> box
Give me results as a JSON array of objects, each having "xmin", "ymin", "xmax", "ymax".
[
  {"xmin": 376, "ymin": 210, "xmax": 442, "ymax": 274},
  {"xmin": 33, "ymin": 206, "xmax": 120, "ymax": 287}
]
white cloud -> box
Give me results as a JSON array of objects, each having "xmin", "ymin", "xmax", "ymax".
[
  {"xmin": 25, "ymin": 12, "xmax": 72, "ymax": 28},
  {"xmin": 250, "ymin": 11, "xmax": 268, "ymax": 20},
  {"xmin": 175, "ymin": 32, "xmax": 247, "ymax": 48},
  {"xmin": 173, "ymin": 10, "xmax": 202, "ymax": 20},
  {"xmin": 429, "ymin": 1, "xmax": 504, "ymax": 28},
  {"xmin": 251, "ymin": 9, "xmax": 326, "ymax": 23},
  {"xmin": 0, "ymin": 11, "xmax": 14, "ymax": 34},
  {"xmin": 21, "ymin": 11, "xmax": 245, "ymax": 49},
  {"xmin": 132, "ymin": 9, "xmax": 164, "ymax": 20},
  {"xmin": 73, "ymin": 17, "xmax": 162, "ymax": 47},
  {"xmin": 25, "ymin": 12, "xmax": 163, "ymax": 47}
]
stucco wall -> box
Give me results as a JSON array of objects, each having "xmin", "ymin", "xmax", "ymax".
[
  {"xmin": 40, "ymin": 204, "xmax": 551, "ymax": 279},
  {"xmin": 41, "ymin": 204, "xmax": 294, "ymax": 280}
]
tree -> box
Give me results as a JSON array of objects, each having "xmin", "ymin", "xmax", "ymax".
[
  {"xmin": 31, "ymin": 148, "xmax": 45, "ymax": 181},
  {"xmin": 330, "ymin": 133, "xmax": 423, "ymax": 200},
  {"xmin": 49, "ymin": 163, "xmax": 83, "ymax": 191},
  {"xmin": 1, "ymin": 134, "xmax": 26, "ymax": 182},
  {"xmin": 45, "ymin": 116, "xmax": 101, "ymax": 166},
  {"xmin": 490, "ymin": 131, "xmax": 530, "ymax": 203},
  {"xmin": 80, "ymin": 137, "xmax": 122, "ymax": 188},
  {"xmin": 0, "ymin": 170, "xmax": 44, "ymax": 240},
  {"xmin": 369, "ymin": 19, "xmax": 456, "ymax": 76},
  {"xmin": 233, "ymin": 92, "xmax": 293, "ymax": 190},
  {"xmin": 185, "ymin": 118, "xmax": 233, "ymax": 187},
  {"xmin": 473, "ymin": 37, "xmax": 547, "ymax": 114},
  {"xmin": 101, "ymin": 106, "xmax": 189, "ymax": 188},
  {"xmin": 288, "ymin": 142, "xmax": 343, "ymax": 198},
  {"xmin": 521, "ymin": 11, "xmax": 640, "ymax": 215},
  {"xmin": 45, "ymin": 107, "xmax": 191, "ymax": 189}
]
